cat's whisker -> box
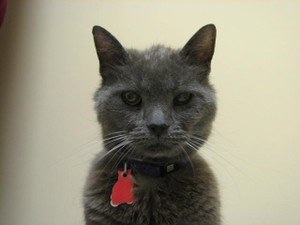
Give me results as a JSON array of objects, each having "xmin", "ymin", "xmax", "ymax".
[
  {"xmin": 102, "ymin": 140, "xmax": 131, "ymax": 171},
  {"xmin": 188, "ymin": 134, "xmax": 252, "ymax": 180},
  {"xmin": 110, "ymin": 145, "xmax": 134, "ymax": 174},
  {"xmin": 126, "ymin": 144, "xmax": 137, "ymax": 160},
  {"xmin": 185, "ymin": 140, "xmax": 200, "ymax": 152},
  {"xmin": 94, "ymin": 144, "xmax": 123, "ymax": 164},
  {"xmin": 201, "ymin": 144, "xmax": 250, "ymax": 179},
  {"xmin": 189, "ymin": 134, "xmax": 223, "ymax": 149},
  {"xmin": 178, "ymin": 143, "xmax": 195, "ymax": 176},
  {"xmin": 188, "ymin": 134, "xmax": 206, "ymax": 143},
  {"xmin": 101, "ymin": 132, "xmax": 128, "ymax": 149},
  {"xmin": 107, "ymin": 130, "xmax": 127, "ymax": 135},
  {"xmin": 103, "ymin": 134, "xmax": 125, "ymax": 142},
  {"xmin": 187, "ymin": 136, "xmax": 250, "ymax": 187},
  {"xmin": 191, "ymin": 137, "xmax": 230, "ymax": 160},
  {"xmin": 188, "ymin": 134, "xmax": 217, "ymax": 151},
  {"xmin": 188, "ymin": 138, "xmax": 204, "ymax": 149},
  {"xmin": 103, "ymin": 136, "xmax": 126, "ymax": 146}
]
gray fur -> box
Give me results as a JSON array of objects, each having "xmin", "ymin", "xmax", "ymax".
[{"xmin": 84, "ymin": 24, "xmax": 220, "ymax": 225}]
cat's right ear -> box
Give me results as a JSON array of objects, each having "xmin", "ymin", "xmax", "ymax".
[
  {"xmin": 180, "ymin": 24, "xmax": 216, "ymax": 68},
  {"xmin": 92, "ymin": 26, "xmax": 128, "ymax": 73}
]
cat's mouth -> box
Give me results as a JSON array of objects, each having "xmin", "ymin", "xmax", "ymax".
[
  {"xmin": 147, "ymin": 143, "xmax": 172, "ymax": 152},
  {"xmin": 129, "ymin": 136, "xmax": 183, "ymax": 158},
  {"xmin": 125, "ymin": 136, "xmax": 191, "ymax": 161}
]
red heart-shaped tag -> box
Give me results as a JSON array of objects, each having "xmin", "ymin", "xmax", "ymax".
[{"xmin": 110, "ymin": 169, "xmax": 134, "ymax": 207}]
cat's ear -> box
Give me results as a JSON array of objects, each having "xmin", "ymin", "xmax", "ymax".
[
  {"xmin": 92, "ymin": 26, "xmax": 128, "ymax": 72},
  {"xmin": 180, "ymin": 24, "xmax": 216, "ymax": 67}
]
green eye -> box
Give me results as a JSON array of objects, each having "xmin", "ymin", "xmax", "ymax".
[
  {"xmin": 121, "ymin": 91, "xmax": 142, "ymax": 106},
  {"xmin": 174, "ymin": 93, "xmax": 193, "ymax": 106}
]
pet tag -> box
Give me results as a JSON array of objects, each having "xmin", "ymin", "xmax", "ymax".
[{"xmin": 110, "ymin": 163, "xmax": 134, "ymax": 207}]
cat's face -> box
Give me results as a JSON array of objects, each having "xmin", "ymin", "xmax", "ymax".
[{"xmin": 93, "ymin": 25, "xmax": 217, "ymax": 160}]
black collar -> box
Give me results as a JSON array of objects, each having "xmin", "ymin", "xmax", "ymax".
[{"xmin": 122, "ymin": 158, "xmax": 188, "ymax": 178}]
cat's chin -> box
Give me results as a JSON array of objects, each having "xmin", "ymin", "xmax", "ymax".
[
  {"xmin": 147, "ymin": 143, "xmax": 172, "ymax": 152},
  {"xmin": 129, "ymin": 143, "xmax": 183, "ymax": 161}
]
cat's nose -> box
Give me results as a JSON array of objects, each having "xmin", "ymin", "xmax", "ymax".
[
  {"xmin": 145, "ymin": 105, "xmax": 170, "ymax": 138},
  {"xmin": 147, "ymin": 123, "xmax": 169, "ymax": 138}
]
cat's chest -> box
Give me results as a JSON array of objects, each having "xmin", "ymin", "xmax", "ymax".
[
  {"xmin": 86, "ymin": 162, "xmax": 218, "ymax": 225},
  {"xmin": 108, "ymin": 173, "xmax": 201, "ymax": 224}
]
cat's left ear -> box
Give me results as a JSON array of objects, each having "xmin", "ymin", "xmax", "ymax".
[
  {"xmin": 92, "ymin": 26, "xmax": 128, "ymax": 73},
  {"xmin": 180, "ymin": 24, "xmax": 216, "ymax": 67}
]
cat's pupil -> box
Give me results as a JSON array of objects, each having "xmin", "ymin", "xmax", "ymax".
[
  {"xmin": 122, "ymin": 91, "xmax": 142, "ymax": 106},
  {"xmin": 174, "ymin": 93, "xmax": 192, "ymax": 106}
]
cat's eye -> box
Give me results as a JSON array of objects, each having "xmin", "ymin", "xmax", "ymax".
[
  {"xmin": 121, "ymin": 91, "xmax": 142, "ymax": 106},
  {"xmin": 174, "ymin": 92, "xmax": 193, "ymax": 106}
]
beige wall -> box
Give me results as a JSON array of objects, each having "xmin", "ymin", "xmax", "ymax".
[{"xmin": 1, "ymin": 1, "xmax": 300, "ymax": 225}]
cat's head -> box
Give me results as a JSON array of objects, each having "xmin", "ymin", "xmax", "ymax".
[{"xmin": 93, "ymin": 25, "xmax": 217, "ymax": 160}]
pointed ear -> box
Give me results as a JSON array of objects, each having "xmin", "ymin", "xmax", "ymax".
[
  {"xmin": 180, "ymin": 24, "xmax": 216, "ymax": 67},
  {"xmin": 92, "ymin": 26, "xmax": 128, "ymax": 72}
]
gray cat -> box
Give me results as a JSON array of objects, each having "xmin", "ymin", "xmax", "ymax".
[{"xmin": 83, "ymin": 24, "xmax": 220, "ymax": 225}]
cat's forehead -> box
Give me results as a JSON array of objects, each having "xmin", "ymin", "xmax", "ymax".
[
  {"xmin": 125, "ymin": 46, "xmax": 196, "ymax": 92},
  {"xmin": 142, "ymin": 45, "xmax": 174, "ymax": 61}
]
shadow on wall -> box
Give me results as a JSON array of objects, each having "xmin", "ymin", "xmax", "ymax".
[
  {"xmin": 0, "ymin": 0, "xmax": 27, "ymax": 177},
  {"xmin": 0, "ymin": 0, "xmax": 8, "ymax": 27}
]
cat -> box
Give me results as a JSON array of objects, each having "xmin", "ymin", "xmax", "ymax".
[{"xmin": 83, "ymin": 24, "xmax": 220, "ymax": 225}]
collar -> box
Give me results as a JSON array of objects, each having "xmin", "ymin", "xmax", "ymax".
[{"xmin": 121, "ymin": 157, "xmax": 189, "ymax": 178}]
